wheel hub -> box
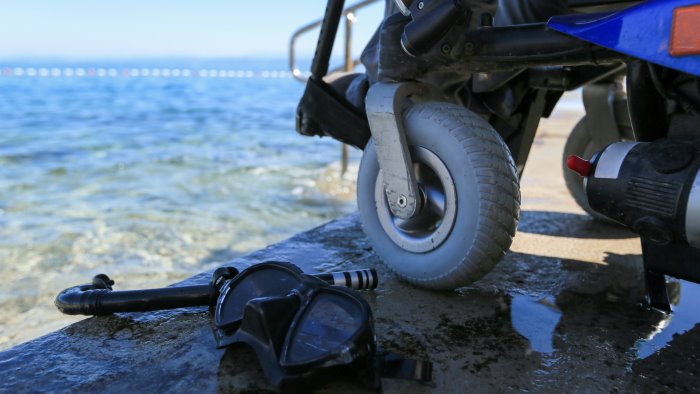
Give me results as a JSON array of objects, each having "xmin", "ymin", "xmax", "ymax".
[{"xmin": 375, "ymin": 146, "xmax": 457, "ymax": 253}]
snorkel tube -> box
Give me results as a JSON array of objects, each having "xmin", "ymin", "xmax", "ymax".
[
  {"xmin": 55, "ymin": 265, "xmax": 378, "ymax": 316},
  {"xmin": 54, "ymin": 273, "xmax": 217, "ymax": 315}
]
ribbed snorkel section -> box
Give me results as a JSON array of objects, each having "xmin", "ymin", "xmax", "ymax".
[{"xmin": 55, "ymin": 284, "xmax": 112, "ymax": 315}]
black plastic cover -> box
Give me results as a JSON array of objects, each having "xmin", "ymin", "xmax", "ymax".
[{"xmin": 296, "ymin": 77, "xmax": 371, "ymax": 150}]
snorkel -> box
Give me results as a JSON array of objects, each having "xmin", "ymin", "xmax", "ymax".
[
  {"xmin": 54, "ymin": 262, "xmax": 431, "ymax": 391},
  {"xmin": 55, "ymin": 265, "xmax": 377, "ymax": 315}
]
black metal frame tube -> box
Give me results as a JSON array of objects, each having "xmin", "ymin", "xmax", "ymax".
[
  {"xmin": 453, "ymin": 23, "xmax": 624, "ymax": 73},
  {"xmin": 626, "ymin": 60, "xmax": 669, "ymax": 141},
  {"xmin": 311, "ymin": 0, "xmax": 346, "ymax": 79}
]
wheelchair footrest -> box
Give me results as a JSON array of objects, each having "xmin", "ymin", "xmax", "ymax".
[{"xmin": 296, "ymin": 77, "xmax": 371, "ymax": 150}]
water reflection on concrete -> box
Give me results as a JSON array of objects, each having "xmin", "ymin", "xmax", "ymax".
[
  {"xmin": 510, "ymin": 295, "xmax": 561, "ymax": 354},
  {"xmin": 507, "ymin": 267, "xmax": 700, "ymax": 363},
  {"xmin": 636, "ymin": 280, "xmax": 700, "ymax": 359}
]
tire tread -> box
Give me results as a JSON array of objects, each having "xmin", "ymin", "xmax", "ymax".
[{"xmin": 371, "ymin": 102, "xmax": 521, "ymax": 289}]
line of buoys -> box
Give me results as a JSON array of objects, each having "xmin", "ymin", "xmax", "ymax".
[{"xmin": 0, "ymin": 67, "xmax": 303, "ymax": 79}]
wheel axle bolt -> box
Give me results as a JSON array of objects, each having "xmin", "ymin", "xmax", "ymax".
[{"xmin": 397, "ymin": 195, "xmax": 408, "ymax": 208}]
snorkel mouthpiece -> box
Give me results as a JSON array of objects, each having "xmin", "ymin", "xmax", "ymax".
[{"xmin": 54, "ymin": 274, "xmax": 115, "ymax": 315}]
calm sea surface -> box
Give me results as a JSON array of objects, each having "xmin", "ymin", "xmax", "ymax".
[{"xmin": 0, "ymin": 59, "xmax": 360, "ymax": 349}]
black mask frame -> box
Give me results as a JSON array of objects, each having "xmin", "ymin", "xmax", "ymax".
[{"xmin": 214, "ymin": 261, "xmax": 430, "ymax": 391}]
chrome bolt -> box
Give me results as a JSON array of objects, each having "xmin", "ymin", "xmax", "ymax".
[
  {"xmin": 397, "ymin": 195, "xmax": 408, "ymax": 208},
  {"xmin": 417, "ymin": 2, "xmax": 424, "ymax": 10}
]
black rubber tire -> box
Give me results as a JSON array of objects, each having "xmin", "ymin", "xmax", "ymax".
[
  {"xmin": 357, "ymin": 102, "xmax": 520, "ymax": 290},
  {"xmin": 562, "ymin": 116, "xmax": 618, "ymax": 222}
]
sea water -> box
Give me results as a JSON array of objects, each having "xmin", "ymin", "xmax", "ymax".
[{"xmin": 0, "ymin": 59, "xmax": 360, "ymax": 349}]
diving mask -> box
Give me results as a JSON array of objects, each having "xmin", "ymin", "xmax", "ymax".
[{"xmin": 214, "ymin": 261, "xmax": 431, "ymax": 391}]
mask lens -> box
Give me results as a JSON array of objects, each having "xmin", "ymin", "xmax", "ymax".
[
  {"xmin": 286, "ymin": 293, "xmax": 364, "ymax": 365},
  {"xmin": 217, "ymin": 267, "xmax": 302, "ymax": 328}
]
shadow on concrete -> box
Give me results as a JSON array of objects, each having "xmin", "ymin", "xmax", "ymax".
[
  {"xmin": 517, "ymin": 210, "xmax": 637, "ymax": 240},
  {"xmin": 216, "ymin": 343, "xmax": 370, "ymax": 393},
  {"xmin": 632, "ymin": 322, "xmax": 700, "ymax": 391},
  {"xmin": 217, "ymin": 345, "xmax": 277, "ymax": 393}
]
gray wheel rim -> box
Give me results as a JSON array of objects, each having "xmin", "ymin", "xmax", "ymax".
[{"xmin": 375, "ymin": 146, "xmax": 457, "ymax": 253}]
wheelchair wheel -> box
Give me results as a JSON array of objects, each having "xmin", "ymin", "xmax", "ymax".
[{"xmin": 357, "ymin": 102, "xmax": 520, "ymax": 290}]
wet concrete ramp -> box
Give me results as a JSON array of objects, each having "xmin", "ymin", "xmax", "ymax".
[{"xmin": 0, "ymin": 212, "xmax": 699, "ymax": 393}]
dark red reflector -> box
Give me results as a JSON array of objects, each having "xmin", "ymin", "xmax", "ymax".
[
  {"xmin": 670, "ymin": 5, "xmax": 700, "ymax": 57},
  {"xmin": 567, "ymin": 155, "xmax": 592, "ymax": 177}
]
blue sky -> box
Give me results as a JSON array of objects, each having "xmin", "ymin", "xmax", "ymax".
[{"xmin": 0, "ymin": 0, "xmax": 385, "ymax": 59}]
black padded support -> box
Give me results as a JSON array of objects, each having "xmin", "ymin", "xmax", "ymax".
[{"xmin": 296, "ymin": 77, "xmax": 371, "ymax": 150}]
